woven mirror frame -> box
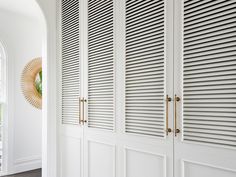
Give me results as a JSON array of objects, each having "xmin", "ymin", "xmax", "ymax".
[{"xmin": 21, "ymin": 57, "xmax": 42, "ymax": 109}]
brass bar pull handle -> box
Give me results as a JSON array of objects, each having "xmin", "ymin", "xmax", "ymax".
[
  {"xmin": 79, "ymin": 97, "xmax": 82, "ymax": 125},
  {"xmin": 79, "ymin": 97, "xmax": 87, "ymax": 125},
  {"xmin": 166, "ymin": 95, "xmax": 172, "ymax": 135},
  {"xmin": 174, "ymin": 95, "xmax": 180, "ymax": 136},
  {"xmin": 83, "ymin": 98, "xmax": 87, "ymax": 123}
]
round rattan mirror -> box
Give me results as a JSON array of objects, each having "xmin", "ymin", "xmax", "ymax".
[{"xmin": 21, "ymin": 57, "xmax": 42, "ymax": 109}]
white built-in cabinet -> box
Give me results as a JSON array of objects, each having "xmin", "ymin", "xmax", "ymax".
[{"xmin": 58, "ymin": 0, "xmax": 236, "ymax": 177}]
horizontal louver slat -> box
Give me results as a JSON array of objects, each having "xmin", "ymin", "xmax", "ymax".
[
  {"xmin": 125, "ymin": 0, "xmax": 165, "ymax": 138},
  {"xmin": 183, "ymin": 0, "xmax": 236, "ymax": 148},
  {"xmin": 61, "ymin": 0, "xmax": 80, "ymax": 125},
  {"xmin": 88, "ymin": 0, "xmax": 114, "ymax": 131}
]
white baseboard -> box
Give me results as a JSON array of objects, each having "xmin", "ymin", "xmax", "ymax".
[
  {"xmin": 0, "ymin": 172, "xmax": 8, "ymax": 177},
  {"xmin": 13, "ymin": 155, "xmax": 41, "ymax": 174}
]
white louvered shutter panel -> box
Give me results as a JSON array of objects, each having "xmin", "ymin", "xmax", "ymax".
[
  {"xmin": 125, "ymin": 0, "xmax": 165, "ymax": 137},
  {"xmin": 183, "ymin": 0, "xmax": 236, "ymax": 147},
  {"xmin": 87, "ymin": 0, "xmax": 114, "ymax": 130},
  {"xmin": 61, "ymin": 0, "xmax": 80, "ymax": 125}
]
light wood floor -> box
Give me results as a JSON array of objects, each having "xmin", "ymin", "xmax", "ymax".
[{"xmin": 3, "ymin": 169, "xmax": 41, "ymax": 177}]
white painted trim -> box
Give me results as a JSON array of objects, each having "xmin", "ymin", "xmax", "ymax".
[
  {"xmin": 86, "ymin": 139, "xmax": 116, "ymax": 177},
  {"xmin": 56, "ymin": 0, "xmax": 63, "ymax": 176},
  {"xmin": 181, "ymin": 159, "xmax": 236, "ymax": 177},
  {"xmin": 13, "ymin": 155, "xmax": 41, "ymax": 174},
  {"xmin": 0, "ymin": 39, "xmax": 9, "ymax": 175},
  {"xmin": 14, "ymin": 162, "xmax": 41, "ymax": 175},
  {"xmin": 35, "ymin": 1, "xmax": 58, "ymax": 177},
  {"xmin": 1, "ymin": 156, "xmax": 41, "ymax": 176},
  {"xmin": 0, "ymin": 37, "xmax": 15, "ymax": 176},
  {"xmin": 14, "ymin": 155, "xmax": 41, "ymax": 165},
  {"xmin": 124, "ymin": 146, "xmax": 167, "ymax": 177}
]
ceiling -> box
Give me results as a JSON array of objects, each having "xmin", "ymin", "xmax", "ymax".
[{"xmin": 0, "ymin": 0, "xmax": 43, "ymax": 20}]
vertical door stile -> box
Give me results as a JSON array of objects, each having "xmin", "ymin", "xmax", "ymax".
[
  {"xmin": 114, "ymin": 0, "xmax": 126, "ymax": 176},
  {"xmin": 58, "ymin": 1, "xmax": 63, "ymax": 176},
  {"xmin": 81, "ymin": 0, "xmax": 88, "ymax": 176},
  {"xmin": 165, "ymin": 0, "xmax": 174, "ymax": 138},
  {"xmin": 80, "ymin": 0, "xmax": 86, "ymax": 176}
]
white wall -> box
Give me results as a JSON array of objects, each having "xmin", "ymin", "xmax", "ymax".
[{"xmin": 0, "ymin": 9, "xmax": 43, "ymax": 174}]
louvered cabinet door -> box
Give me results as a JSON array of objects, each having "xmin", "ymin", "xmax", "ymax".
[
  {"xmin": 82, "ymin": 0, "xmax": 116, "ymax": 177},
  {"xmin": 59, "ymin": 0, "xmax": 83, "ymax": 177},
  {"xmin": 174, "ymin": 1, "xmax": 236, "ymax": 177},
  {"xmin": 121, "ymin": 0, "xmax": 174, "ymax": 177}
]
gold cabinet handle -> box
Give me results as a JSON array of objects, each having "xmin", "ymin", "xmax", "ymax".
[
  {"xmin": 174, "ymin": 95, "xmax": 180, "ymax": 136},
  {"xmin": 79, "ymin": 97, "xmax": 82, "ymax": 125},
  {"xmin": 79, "ymin": 97, "xmax": 87, "ymax": 125},
  {"xmin": 83, "ymin": 98, "xmax": 87, "ymax": 124},
  {"xmin": 166, "ymin": 95, "xmax": 172, "ymax": 135}
]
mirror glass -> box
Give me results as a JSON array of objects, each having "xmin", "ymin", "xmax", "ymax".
[{"xmin": 35, "ymin": 70, "xmax": 42, "ymax": 96}]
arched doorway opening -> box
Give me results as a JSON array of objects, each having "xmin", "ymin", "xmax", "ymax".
[
  {"xmin": 0, "ymin": 0, "xmax": 55, "ymax": 176},
  {"xmin": 34, "ymin": 1, "xmax": 58, "ymax": 177}
]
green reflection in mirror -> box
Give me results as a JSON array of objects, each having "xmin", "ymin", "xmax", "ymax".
[{"xmin": 35, "ymin": 70, "xmax": 42, "ymax": 96}]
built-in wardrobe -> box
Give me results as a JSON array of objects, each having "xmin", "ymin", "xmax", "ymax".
[{"xmin": 58, "ymin": 0, "xmax": 236, "ymax": 177}]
